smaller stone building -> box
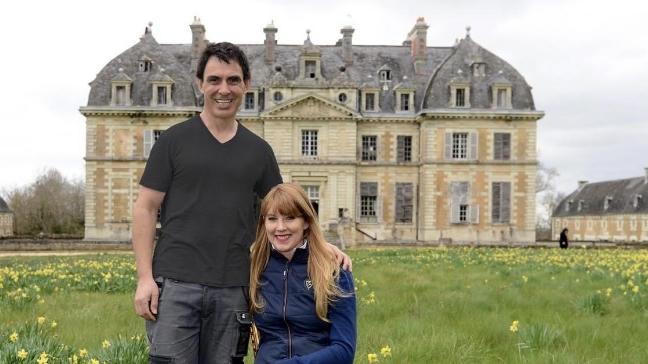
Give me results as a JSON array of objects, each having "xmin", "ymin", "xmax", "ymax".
[
  {"xmin": 0, "ymin": 196, "xmax": 14, "ymax": 237},
  {"xmin": 552, "ymin": 168, "xmax": 648, "ymax": 242}
]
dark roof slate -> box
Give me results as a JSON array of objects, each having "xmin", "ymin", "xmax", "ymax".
[
  {"xmin": 87, "ymin": 27, "xmax": 535, "ymax": 114},
  {"xmin": 553, "ymin": 177, "xmax": 648, "ymax": 217},
  {"xmin": 0, "ymin": 196, "xmax": 10, "ymax": 213}
]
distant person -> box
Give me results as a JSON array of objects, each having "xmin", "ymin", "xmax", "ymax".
[
  {"xmin": 559, "ymin": 228, "xmax": 569, "ymax": 249},
  {"xmin": 132, "ymin": 42, "xmax": 350, "ymax": 363},
  {"xmin": 250, "ymin": 183, "xmax": 356, "ymax": 364}
]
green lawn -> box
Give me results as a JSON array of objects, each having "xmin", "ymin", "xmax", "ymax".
[{"xmin": 2, "ymin": 248, "xmax": 648, "ymax": 363}]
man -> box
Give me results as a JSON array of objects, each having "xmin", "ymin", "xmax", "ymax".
[{"xmin": 133, "ymin": 42, "xmax": 350, "ymax": 363}]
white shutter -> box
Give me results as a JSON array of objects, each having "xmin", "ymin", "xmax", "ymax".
[
  {"xmin": 470, "ymin": 204, "xmax": 480, "ymax": 224},
  {"xmin": 444, "ymin": 132, "xmax": 452, "ymax": 160},
  {"xmin": 469, "ymin": 132, "xmax": 478, "ymax": 160},
  {"xmin": 143, "ymin": 129, "xmax": 153, "ymax": 158}
]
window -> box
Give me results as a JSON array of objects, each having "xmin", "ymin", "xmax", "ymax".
[
  {"xmin": 157, "ymin": 86, "xmax": 168, "ymax": 105},
  {"xmin": 472, "ymin": 63, "xmax": 486, "ymax": 77},
  {"xmin": 379, "ymin": 70, "xmax": 391, "ymax": 82},
  {"xmin": 497, "ymin": 89, "xmax": 507, "ymax": 107},
  {"xmin": 452, "ymin": 133, "xmax": 468, "ymax": 159},
  {"xmin": 360, "ymin": 182, "xmax": 378, "ymax": 222},
  {"xmin": 450, "ymin": 181, "xmax": 477, "ymax": 224},
  {"xmin": 397, "ymin": 135, "xmax": 412, "ymax": 162},
  {"xmin": 304, "ymin": 185, "xmax": 320, "ymax": 215},
  {"xmin": 338, "ymin": 93, "xmax": 347, "ymax": 103},
  {"xmin": 361, "ymin": 136, "xmax": 377, "ymax": 161},
  {"xmin": 634, "ymin": 194, "xmax": 642, "ymax": 209},
  {"xmin": 244, "ymin": 92, "xmax": 255, "ymax": 110},
  {"xmin": 305, "ymin": 60, "xmax": 316, "ymax": 78},
  {"xmin": 445, "ymin": 132, "xmax": 477, "ymax": 160},
  {"xmin": 395, "ymin": 183, "xmax": 413, "ymax": 223},
  {"xmin": 492, "ymin": 182, "xmax": 511, "ymax": 223},
  {"xmin": 493, "ymin": 133, "xmax": 511, "ymax": 160},
  {"xmin": 301, "ymin": 130, "xmax": 318, "ymax": 158},
  {"xmin": 604, "ymin": 196, "xmax": 613, "ymax": 211},
  {"xmin": 566, "ymin": 200, "xmax": 573, "ymax": 212},
  {"xmin": 139, "ymin": 59, "xmax": 152, "ymax": 72},
  {"xmin": 365, "ymin": 93, "xmax": 375, "ymax": 111},
  {"xmin": 143, "ymin": 129, "xmax": 163, "ymax": 158},
  {"xmin": 577, "ymin": 200, "xmax": 585, "ymax": 212},
  {"xmin": 115, "ymin": 86, "xmax": 127, "ymax": 106},
  {"xmin": 273, "ymin": 91, "xmax": 283, "ymax": 102},
  {"xmin": 400, "ymin": 93, "xmax": 410, "ymax": 111},
  {"xmin": 455, "ymin": 88, "xmax": 466, "ymax": 107}
]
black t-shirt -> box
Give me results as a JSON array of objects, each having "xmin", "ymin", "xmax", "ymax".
[{"xmin": 140, "ymin": 116, "xmax": 282, "ymax": 286}]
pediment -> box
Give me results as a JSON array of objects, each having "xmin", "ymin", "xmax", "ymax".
[{"xmin": 262, "ymin": 94, "xmax": 359, "ymax": 119}]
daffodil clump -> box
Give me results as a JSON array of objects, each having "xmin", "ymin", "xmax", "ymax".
[{"xmin": 0, "ymin": 316, "xmax": 148, "ymax": 364}]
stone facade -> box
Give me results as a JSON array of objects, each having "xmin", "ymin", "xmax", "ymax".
[
  {"xmin": 81, "ymin": 18, "xmax": 543, "ymax": 243},
  {"xmin": 552, "ymin": 169, "xmax": 648, "ymax": 242},
  {"xmin": 0, "ymin": 196, "xmax": 14, "ymax": 237}
]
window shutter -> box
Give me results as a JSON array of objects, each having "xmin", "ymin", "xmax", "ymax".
[
  {"xmin": 470, "ymin": 204, "xmax": 479, "ymax": 224},
  {"xmin": 469, "ymin": 132, "xmax": 478, "ymax": 160},
  {"xmin": 450, "ymin": 182, "xmax": 462, "ymax": 223},
  {"xmin": 444, "ymin": 132, "xmax": 452, "ymax": 160},
  {"xmin": 502, "ymin": 134, "xmax": 511, "ymax": 160},
  {"xmin": 501, "ymin": 182, "xmax": 511, "ymax": 223},
  {"xmin": 143, "ymin": 129, "xmax": 153, "ymax": 158},
  {"xmin": 494, "ymin": 134, "xmax": 502, "ymax": 160},
  {"xmin": 492, "ymin": 182, "xmax": 501, "ymax": 222},
  {"xmin": 397, "ymin": 136, "xmax": 404, "ymax": 162}
]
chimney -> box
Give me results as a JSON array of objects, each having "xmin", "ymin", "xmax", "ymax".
[
  {"xmin": 340, "ymin": 25, "xmax": 354, "ymax": 66},
  {"xmin": 190, "ymin": 17, "xmax": 206, "ymax": 75},
  {"xmin": 578, "ymin": 180, "xmax": 588, "ymax": 189},
  {"xmin": 407, "ymin": 17, "xmax": 429, "ymax": 74},
  {"xmin": 264, "ymin": 21, "xmax": 278, "ymax": 64}
]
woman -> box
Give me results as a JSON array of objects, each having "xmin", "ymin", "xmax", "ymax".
[
  {"xmin": 559, "ymin": 228, "xmax": 569, "ymax": 249},
  {"xmin": 249, "ymin": 183, "xmax": 356, "ymax": 364}
]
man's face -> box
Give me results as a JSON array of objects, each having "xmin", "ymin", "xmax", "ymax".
[{"xmin": 199, "ymin": 57, "xmax": 249, "ymax": 122}]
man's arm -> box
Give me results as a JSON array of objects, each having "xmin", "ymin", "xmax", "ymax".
[{"xmin": 132, "ymin": 185, "xmax": 165, "ymax": 321}]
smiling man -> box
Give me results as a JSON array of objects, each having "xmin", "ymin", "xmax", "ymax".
[{"xmin": 132, "ymin": 42, "xmax": 283, "ymax": 364}]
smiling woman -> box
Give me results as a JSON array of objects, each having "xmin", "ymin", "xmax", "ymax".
[{"xmin": 249, "ymin": 183, "xmax": 357, "ymax": 364}]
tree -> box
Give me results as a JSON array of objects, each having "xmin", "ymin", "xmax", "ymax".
[
  {"xmin": 4, "ymin": 169, "xmax": 84, "ymax": 236},
  {"xmin": 535, "ymin": 161, "xmax": 562, "ymax": 240}
]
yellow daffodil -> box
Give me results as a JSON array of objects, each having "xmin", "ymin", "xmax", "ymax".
[
  {"xmin": 90, "ymin": 359, "xmax": 100, "ymax": 364},
  {"xmin": 509, "ymin": 320, "xmax": 519, "ymax": 333},
  {"xmin": 9, "ymin": 332, "xmax": 18, "ymax": 342},
  {"xmin": 37, "ymin": 316, "xmax": 46, "ymax": 325},
  {"xmin": 50, "ymin": 321, "xmax": 57, "ymax": 328},
  {"xmin": 17, "ymin": 349, "xmax": 28, "ymax": 360},
  {"xmin": 37, "ymin": 352, "xmax": 48, "ymax": 364},
  {"xmin": 380, "ymin": 345, "xmax": 392, "ymax": 357},
  {"xmin": 368, "ymin": 353, "xmax": 378, "ymax": 363},
  {"xmin": 79, "ymin": 348, "xmax": 88, "ymax": 358},
  {"xmin": 102, "ymin": 339, "xmax": 111, "ymax": 348}
]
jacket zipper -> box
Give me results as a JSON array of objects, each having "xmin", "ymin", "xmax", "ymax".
[{"xmin": 283, "ymin": 262, "xmax": 293, "ymax": 358}]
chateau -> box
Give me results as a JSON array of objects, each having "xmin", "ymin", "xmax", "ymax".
[
  {"xmin": 81, "ymin": 18, "xmax": 543, "ymax": 243},
  {"xmin": 552, "ymin": 168, "xmax": 648, "ymax": 242},
  {"xmin": 0, "ymin": 196, "xmax": 13, "ymax": 237}
]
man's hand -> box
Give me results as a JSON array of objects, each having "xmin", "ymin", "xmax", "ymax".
[
  {"xmin": 327, "ymin": 243, "xmax": 352, "ymax": 271},
  {"xmin": 134, "ymin": 276, "xmax": 159, "ymax": 321}
]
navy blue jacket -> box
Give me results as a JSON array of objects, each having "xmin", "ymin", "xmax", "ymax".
[{"xmin": 254, "ymin": 247, "xmax": 356, "ymax": 364}]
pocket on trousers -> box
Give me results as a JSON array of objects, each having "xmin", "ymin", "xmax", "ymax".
[
  {"xmin": 149, "ymin": 354, "xmax": 175, "ymax": 363},
  {"xmin": 232, "ymin": 311, "xmax": 252, "ymax": 358}
]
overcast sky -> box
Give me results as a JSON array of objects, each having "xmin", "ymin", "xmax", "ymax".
[{"xmin": 0, "ymin": 0, "xmax": 646, "ymax": 197}]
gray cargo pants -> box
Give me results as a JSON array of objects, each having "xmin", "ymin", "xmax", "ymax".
[{"xmin": 145, "ymin": 277, "xmax": 251, "ymax": 364}]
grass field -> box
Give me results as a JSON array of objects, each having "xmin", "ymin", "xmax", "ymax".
[{"xmin": 2, "ymin": 247, "xmax": 648, "ymax": 363}]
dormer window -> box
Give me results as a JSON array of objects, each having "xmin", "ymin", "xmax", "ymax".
[
  {"xmin": 338, "ymin": 93, "xmax": 348, "ymax": 103},
  {"xmin": 305, "ymin": 60, "xmax": 316, "ymax": 78},
  {"xmin": 450, "ymin": 84, "xmax": 471, "ymax": 108},
  {"xmin": 472, "ymin": 62, "xmax": 486, "ymax": 77},
  {"xmin": 577, "ymin": 200, "xmax": 585, "ymax": 212},
  {"xmin": 139, "ymin": 57, "xmax": 153, "ymax": 72},
  {"xmin": 110, "ymin": 68, "xmax": 132, "ymax": 107},
  {"xmin": 566, "ymin": 200, "xmax": 573, "ymax": 212},
  {"xmin": 362, "ymin": 90, "xmax": 379, "ymax": 112},
  {"xmin": 244, "ymin": 92, "xmax": 256, "ymax": 110},
  {"xmin": 156, "ymin": 86, "xmax": 168, "ymax": 105},
  {"xmin": 400, "ymin": 93, "xmax": 410, "ymax": 111},
  {"xmin": 635, "ymin": 194, "xmax": 643, "ymax": 208},
  {"xmin": 604, "ymin": 196, "xmax": 613, "ymax": 211},
  {"xmin": 379, "ymin": 70, "xmax": 391, "ymax": 82},
  {"xmin": 492, "ymin": 86, "xmax": 512, "ymax": 109}
]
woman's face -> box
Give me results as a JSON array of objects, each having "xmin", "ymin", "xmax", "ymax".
[{"xmin": 264, "ymin": 210, "xmax": 309, "ymax": 260}]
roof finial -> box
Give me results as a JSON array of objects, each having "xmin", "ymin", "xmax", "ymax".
[
  {"xmin": 306, "ymin": 29, "xmax": 311, "ymax": 40},
  {"xmin": 145, "ymin": 21, "xmax": 153, "ymax": 35},
  {"xmin": 465, "ymin": 25, "xmax": 471, "ymax": 38}
]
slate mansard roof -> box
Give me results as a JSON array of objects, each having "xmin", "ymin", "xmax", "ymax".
[
  {"xmin": 553, "ymin": 175, "xmax": 648, "ymax": 217},
  {"xmin": 86, "ymin": 21, "xmax": 537, "ymax": 114},
  {"xmin": 0, "ymin": 196, "xmax": 11, "ymax": 213}
]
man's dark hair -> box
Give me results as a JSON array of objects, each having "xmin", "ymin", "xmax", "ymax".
[{"xmin": 196, "ymin": 42, "xmax": 250, "ymax": 82}]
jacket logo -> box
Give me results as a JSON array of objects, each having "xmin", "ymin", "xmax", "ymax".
[{"xmin": 305, "ymin": 280, "xmax": 313, "ymax": 290}]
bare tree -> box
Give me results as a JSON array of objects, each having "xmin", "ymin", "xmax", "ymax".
[{"xmin": 5, "ymin": 169, "xmax": 84, "ymax": 236}]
